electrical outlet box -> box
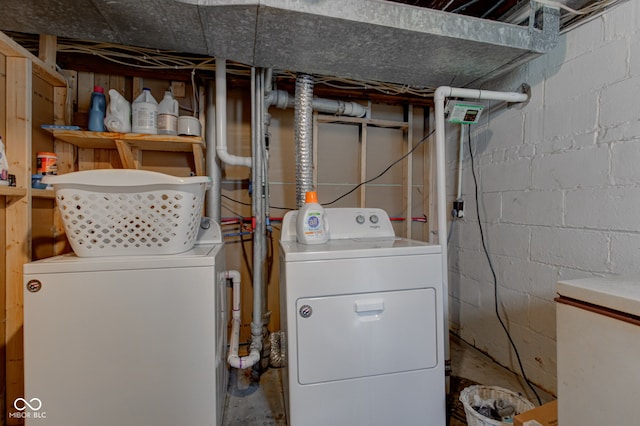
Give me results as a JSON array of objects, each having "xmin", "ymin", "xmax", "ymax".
[
  {"xmin": 171, "ymin": 81, "xmax": 186, "ymax": 98},
  {"xmin": 445, "ymin": 100, "xmax": 484, "ymax": 124}
]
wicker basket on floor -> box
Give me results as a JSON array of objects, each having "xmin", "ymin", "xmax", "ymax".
[{"xmin": 459, "ymin": 385, "xmax": 535, "ymax": 426}]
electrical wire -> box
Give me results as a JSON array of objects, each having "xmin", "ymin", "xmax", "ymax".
[
  {"xmin": 535, "ymin": 0, "xmax": 620, "ymax": 15},
  {"xmin": 467, "ymin": 125, "xmax": 542, "ymax": 406},
  {"xmin": 441, "ymin": 0, "xmax": 456, "ymax": 12},
  {"xmin": 8, "ymin": 32, "xmax": 437, "ymax": 100},
  {"xmin": 451, "ymin": 0, "xmax": 481, "ymax": 14},
  {"xmin": 239, "ymin": 227, "xmax": 253, "ymax": 283},
  {"xmin": 323, "ymin": 128, "xmax": 436, "ymax": 206},
  {"xmin": 558, "ymin": 0, "xmax": 627, "ymax": 33}
]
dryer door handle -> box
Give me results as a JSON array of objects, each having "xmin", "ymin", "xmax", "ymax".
[{"xmin": 354, "ymin": 299, "xmax": 385, "ymax": 314}]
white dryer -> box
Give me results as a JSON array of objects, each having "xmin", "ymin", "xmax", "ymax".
[{"xmin": 279, "ymin": 208, "xmax": 445, "ymax": 426}]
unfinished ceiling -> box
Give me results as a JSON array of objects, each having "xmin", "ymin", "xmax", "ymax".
[{"xmin": 0, "ymin": 0, "xmax": 618, "ymax": 89}]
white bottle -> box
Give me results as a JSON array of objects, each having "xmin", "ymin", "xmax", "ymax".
[
  {"xmin": 158, "ymin": 90, "xmax": 179, "ymax": 135},
  {"xmin": 131, "ymin": 88, "xmax": 158, "ymax": 134},
  {"xmin": 104, "ymin": 89, "xmax": 132, "ymax": 133},
  {"xmin": 0, "ymin": 136, "xmax": 8, "ymax": 186},
  {"xmin": 296, "ymin": 191, "xmax": 329, "ymax": 244}
]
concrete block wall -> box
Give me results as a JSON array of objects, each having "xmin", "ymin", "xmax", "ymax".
[{"xmin": 447, "ymin": 0, "xmax": 640, "ymax": 394}]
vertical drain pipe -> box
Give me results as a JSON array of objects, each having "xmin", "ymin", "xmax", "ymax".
[
  {"xmin": 215, "ymin": 58, "xmax": 261, "ymax": 369},
  {"xmin": 258, "ymin": 69, "xmax": 272, "ymax": 370},
  {"xmin": 294, "ymin": 74, "xmax": 315, "ymax": 207},
  {"xmin": 206, "ymin": 81, "xmax": 221, "ymax": 222},
  {"xmin": 250, "ymin": 67, "xmax": 266, "ymax": 368}
]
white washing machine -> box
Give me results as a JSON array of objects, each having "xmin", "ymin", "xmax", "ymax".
[
  {"xmin": 22, "ymin": 220, "xmax": 228, "ymax": 426},
  {"xmin": 279, "ymin": 208, "xmax": 445, "ymax": 426}
]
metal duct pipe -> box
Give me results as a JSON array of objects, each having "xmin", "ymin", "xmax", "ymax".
[
  {"xmin": 294, "ymin": 74, "xmax": 315, "ymax": 208},
  {"xmin": 269, "ymin": 331, "xmax": 286, "ymax": 368},
  {"xmin": 265, "ymin": 89, "xmax": 367, "ymax": 117},
  {"xmin": 206, "ymin": 81, "xmax": 221, "ymax": 222},
  {"xmin": 215, "ymin": 58, "xmax": 252, "ymax": 168}
]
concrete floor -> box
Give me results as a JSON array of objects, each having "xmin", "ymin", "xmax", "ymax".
[{"xmin": 221, "ymin": 334, "xmax": 555, "ymax": 425}]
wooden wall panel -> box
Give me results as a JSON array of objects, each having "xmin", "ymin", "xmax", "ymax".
[
  {"xmin": 0, "ymin": 49, "xmax": 6, "ymax": 409},
  {"xmin": 0, "ymin": 54, "xmax": 6, "ymax": 135},
  {"xmin": 5, "ymin": 56, "xmax": 31, "ymax": 425},
  {"xmin": 31, "ymin": 75, "xmax": 56, "ymax": 260}
]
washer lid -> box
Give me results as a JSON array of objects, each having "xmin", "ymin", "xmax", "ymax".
[
  {"xmin": 557, "ymin": 275, "xmax": 640, "ymax": 317},
  {"xmin": 280, "ymin": 237, "xmax": 441, "ymax": 262},
  {"xmin": 23, "ymin": 243, "xmax": 223, "ymax": 274}
]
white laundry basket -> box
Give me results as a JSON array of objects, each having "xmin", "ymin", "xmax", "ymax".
[
  {"xmin": 43, "ymin": 169, "xmax": 211, "ymax": 257},
  {"xmin": 459, "ymin": 385, "xmax": 535, "ymax": 426}
]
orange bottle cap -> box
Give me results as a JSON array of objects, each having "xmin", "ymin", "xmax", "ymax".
[{"xmin": 305, "ymin": 191, "xmax": 318, "ymax": 203}]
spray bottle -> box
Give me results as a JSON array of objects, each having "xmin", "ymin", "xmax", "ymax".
[{"xmin": 296, "ymin": 191, "xmax": 329, "ymax": 244}]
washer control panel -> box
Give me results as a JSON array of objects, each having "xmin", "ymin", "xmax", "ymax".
[{"xmin": 281, "ymin": 207, "xmax": 396, "ymax": 241}]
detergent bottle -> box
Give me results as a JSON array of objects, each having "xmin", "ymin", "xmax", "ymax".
[
  {"xmin": 88, "ymin": 86, "xmax": 106, "ymax": 132},
  {"xmin": 296, "ymin": 191, "xmax": 329, "ymax": 244}
]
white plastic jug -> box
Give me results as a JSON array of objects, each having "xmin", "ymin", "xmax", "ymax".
[
  {"xmin": 158, "ymin": 90, "xmax": 179, "ymax": 135},
  {"xmin": 104, "ymin": 89, "xmax": 132, "ymax": 133},
  {"xmin": 131, "ymin": 88, "xmax": 158, "ymax": 134}
]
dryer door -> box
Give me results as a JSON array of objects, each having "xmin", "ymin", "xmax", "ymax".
[{"xmin": 295, "ymin": 288, "xmax": 438, "ymax": 384}]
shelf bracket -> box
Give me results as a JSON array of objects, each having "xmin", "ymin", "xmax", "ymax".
[
  {"xmin": 114, "ymin": 139, "xmax": 140, "ymax": 169},
  {"xmin": 192, "ymin": 144, "xmax": 205, "ymax": 176}
]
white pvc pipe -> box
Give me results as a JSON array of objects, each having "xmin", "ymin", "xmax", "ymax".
[
  {"xmin": 265, "ymin": 89, "xmax": 367, "ymax": 117},
  {"xmin": 206, "ymin": 81, "xmax": 221, "ymax": 222},
  {"xmin": 434, "ymin": 86, "xmax": 529, "ymax": 378},
  {"xmin": 215, "ymin": 58, "xmax": 252, "ymax": 168},
  {"xmin": 226, "ymin": 270, "xmax": 261, "ymax": 369},
  {"xmin": 456, "ymin": 125, "xmax": 464, "ymax": 201},
  {"xmin": 312, "ymin": 97, "xmax": 367, "ymax": 117}
]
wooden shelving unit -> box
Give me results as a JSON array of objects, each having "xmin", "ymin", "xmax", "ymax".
[
  {"xmin": 46, "ymin": 129, "xmax": 206, "ymax": 176},
  {"xmin": 1, "ymin": 30, "xmax": 69, "ymax": 425}
]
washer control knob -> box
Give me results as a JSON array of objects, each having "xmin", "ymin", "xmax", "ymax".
[
  {"xmin": 356, "ymin": 215, "xmax": 365, "ymax": 224},
  {"xmin": 299, "ymin": 305, "xmax": 313, "ymax": 318},
  {"xmin": 369, "ymin": 214, "xmax": 379, "ymax": 224}
]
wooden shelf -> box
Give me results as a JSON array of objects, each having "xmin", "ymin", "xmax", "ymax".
[
  {"xmin": 46, "ymin": 129, "xmax": 207, "ymax": 175},
  {"xmin": 0, "ymin": 187, "xmax": 57, "ymax": 199},
  {"xmin": 0, "ymin": 186, "xmax": 27, "ymax": 197},
  {"xmin": 45, "ymin": 129, "xmax": 204, "ymax": 152},
  {"xmin": 32, "ymin": 189, "xmax": 56, "ymax": 199}
]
